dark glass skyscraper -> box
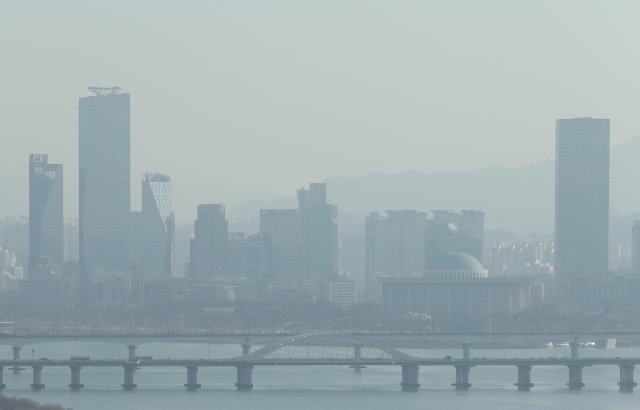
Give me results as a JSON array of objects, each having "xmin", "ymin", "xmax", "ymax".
[
  {"xmin": 28, "ymin": 154, "xmax": 63, "ymax": 273},
  {"xmin": 554, "ymin": 117, "xmax": 610, "ymax": 278},
  {"xmin": 190, "ymin": 204, "xmax": 228, "ymax": 282},
  {"xmin": 79, "ymin": 87, "xmax": 131, "ymax": 276}
]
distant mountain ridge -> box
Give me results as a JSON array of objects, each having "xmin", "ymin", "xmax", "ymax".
[
  {"xmin": 3, "ymin": 136, "xmax": 638, "ymax": 237},
  {"xmin": 233, "ymin": 136, "xmax": 640, "ymax": 235}
]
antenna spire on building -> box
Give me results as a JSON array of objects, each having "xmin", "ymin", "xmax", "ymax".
[{"xmin": 87, "ymin": 86, "xmax": 122, "ymax": 96}]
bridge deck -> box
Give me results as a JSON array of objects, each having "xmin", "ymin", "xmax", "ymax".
[{"xmin": 1, "ymin": 357, "xmax": 639, "ymax": 367}]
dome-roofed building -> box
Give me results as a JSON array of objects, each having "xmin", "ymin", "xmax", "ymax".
[
  {"xmin": 379, "ymin": 250, "xmax": 535, "ymax": 319},
  {"xmin": 425, "ymin": 251, "xmax": 488, "ymax": 280}
]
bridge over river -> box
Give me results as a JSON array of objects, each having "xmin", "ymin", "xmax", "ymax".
[
  {"xmin": 0, "ymin": 333, "xmax": 637, "ymax": 393},
  {"xmin": 1, "ymin": 331, "xmax": 637, "ymax": 347}
]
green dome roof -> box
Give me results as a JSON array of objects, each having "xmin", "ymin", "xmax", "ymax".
[{"xmin": 427, "ymin": 251, "xmax": 485, "ymax": 272}]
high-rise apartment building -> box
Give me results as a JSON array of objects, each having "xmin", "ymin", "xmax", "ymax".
[
  {"xmin": 141, "ymin": 173, "xmax": 174, "ymax": 277},
  {"xmin": 190, "ymin": 204, "xmax": 228, "ymax": 282},
  {"xmin": 425, "ymin": 210, "xmax": 485, "ymax": 264},
  {"xmin": 554, "ymin": 117, "xmax": 610, "ymax": 278},
  {"xmin": 297, "ymin": 183, "xmax": 338, "ymax": 278},
  {"xmin": 79, "ymin": 87, "xmax": 131, "ymax": 276},
  {"xmin": 28, "ymin": 154, "xmax": 63, "ymax": 273},
  {"xmin": 364, "ymin": 210, "xmax": 427, "ymax": 299}
]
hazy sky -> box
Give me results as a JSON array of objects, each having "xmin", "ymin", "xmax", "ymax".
[{"xmin": 2, "ymin": 0, "xmax": 640, "ymax": 221}]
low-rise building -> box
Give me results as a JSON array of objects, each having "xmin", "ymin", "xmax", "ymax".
[
  {"xmin": 328, "ymin": 280, "xmax": 356, "ymax": 306},
  {"xmin": 380, "ymin": 251, "xmax": 533, "ymax": 317}
]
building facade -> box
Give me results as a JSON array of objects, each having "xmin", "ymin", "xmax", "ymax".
[
  {"xmin": 260, "ymin": 209, "xmax": 305, "ymax": 278},
  {"xmin": 486, "ymin": 241, "xmax": 554, "ymax": 276},
  {"xmin": 632, "ymin": 221, "xmax": 640, "ymax": 274},
  {"xmin": 328, "ymin": 280, "xmax": 357, "ymax": 306},
  {"xmin": 28, "ymin": 154, "xmax": 63, "ymax": 273},
  {"xmin": 297, "ymin": 183, "xmax": 338, "ymax": 278},
  {"xmin": 79, "ymin": 87, "xmax": 131, "ymax": 277},
  {"xmin": 380, "ymin": 251, "xmax": 533, "ymax": 317},
  {"xmin": 141, "ymin": 173, "xmax": 174, "ymax": 278},
  {"xmin": 228, "ymin": 232, "xmax": 269, "ymax": 280},
  {"xmin": 426, "ymin": 210, "xmax": 485, "ymax": 264},
  {"xmin": 19, "ymin": 277, "xmax": 72, "ymax": 309},
  {"xmin": 554, "ymin": 117, "xmax": 610, "ymax": 278},
  {"xmin": 364, "ymin": 210, "xmax": 427, "ymax": 300},
  {"xmin": 190, "ymin": 204, "xmax": 228, "ymax": 282}
]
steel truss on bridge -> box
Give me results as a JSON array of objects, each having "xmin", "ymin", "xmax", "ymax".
[{"xmin": 0, "ymin": 333, "xmax": 638, "ymax": 393}]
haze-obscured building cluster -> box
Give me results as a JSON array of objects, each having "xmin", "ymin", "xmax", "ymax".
[{"xmin": 3, "ymin": 89, "xmax": 640, "ymax": 333}]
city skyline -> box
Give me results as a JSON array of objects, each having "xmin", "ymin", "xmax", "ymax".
[
  {"xmin": 5, "ymin": 2, "xmax": 640, "ymax": 408},
  {"xmin": 0, "ymin": 2, "xmax": 632, "ymax": 320},
  {"xmin": 5, "ymin": 86, "xmax": 640, "ymax": 236},
  {"xmin": 5, "ymin": 109, "xmax": 638, "ymax": 228},
  {"xmin": 6, "ymin": 114, "xmax": 640, "ymax": 235},
  {"xmin": 3, "ymin": 1, "xmax": 640, "ymax": 225}
]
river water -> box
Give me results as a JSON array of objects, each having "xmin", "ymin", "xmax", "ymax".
[{"xmin": 1, "ymin": 342, "xmax": 638, "ymax": 410}]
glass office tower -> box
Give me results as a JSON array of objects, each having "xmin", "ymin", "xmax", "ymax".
[
  {"xmin": 79, "ymin": 87, "xmax": 131, "ymax": 278},
  {"xmin": 554, "ymin": 117, "xmax": 610, "ymax": 278},
  {"xmin": 141, "ymin": 173, "xmax": 174, "ymax": 277},
  {"xmin": 29, "ymin": 154, "xmax": 63, "ymax": 273}
]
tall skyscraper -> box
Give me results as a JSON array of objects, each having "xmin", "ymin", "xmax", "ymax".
[
  {"xmin": 260, "ymin": 209, "xmax": 305, "ymax": 278},
  {"xmin": 141, "ymin": 173, "xmax": 174, "ymax": 277},
  {"xmin": 297, "ymin": 183, "xmax": 338, "ymax": 278},
  {"xmin": 632, "ymin": 221, "xmax": 640, "ymax": 274},
  {"xmin": 554, "ymin": 117, "xmax": 610, "ymax": 278},
  {"xmin": 28, "ymin": 154, "xmax": 63, "ymax": 273},
  {"xmin": 190, "ymin": 204, "xmax": 228, "ymax": 282},
  {"xmin": 79, "ymin": 87, "xmax": 131, "ymax": 277},
  {"xmin": 129, "ymin": 211, "xmax": 143, "ymax": 271}
]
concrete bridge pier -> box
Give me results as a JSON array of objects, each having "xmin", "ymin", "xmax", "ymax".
[
  {"xmin": 618, "ymin": 364, "xmax": 636, "ymax": 393},
  {"xmin": 567, "ymin": 365, "xmax": 585, "ymax": 390},
  {"xmin": 570, "ymin": 338, "xmax": 579, "ymax": 360},
  {"xmin": 515, "ymin": 365, "xmax": 533, "ymax": 391},
  {"xmin": 235, "ymin": 364, "xmax": 254, "ymax": 391},
  {"xmin": 11, "ymin": 346, "xmax": 24, "ymax": 373},
  {"xmin": 30, "ymin": 366, "xmax": 45, "ymax": 390},
  {"xmin": 452, "ymin": 365, "xmax": 471, "ymax": 391},
  {"xmin": 242, "ymin": 338, "xmax": 251, "ymax": 356},
  {"xmin": 184, "ymin": 366, "xmax": 201, "ymax": 391},
  {"xmin": 350, "ymin": 343, "xmax": 366, "ymax": 373},
  {"xmin": 400, "ymin": 363, "xmax": 420, "ymax": 392},
  {"xmin": 127, "ymin": 345, "xmax": 138, "ymax": 361},
  {"xmin": 69, "ymin": 365, "xmax": 84, "ymax": 391},
  {"xmin": 462, "ymin": 343, "xmax": 471, "ymax": 360},
  {"xmin": 122, "ymin": 365, "xmax": 137, "ymax": 391},
  {"xmin": 0, "ymin": 366, "xmax": 5, "ymax": 390}
]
